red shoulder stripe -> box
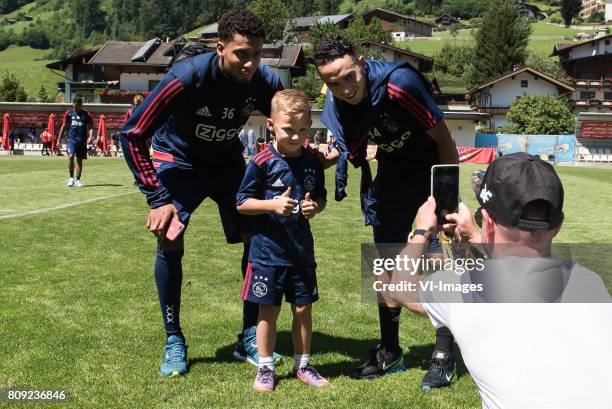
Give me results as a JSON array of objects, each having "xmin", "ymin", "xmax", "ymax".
[{"xmin": 253, "ymin": 150, "xmax": 273, "ymax": 166}]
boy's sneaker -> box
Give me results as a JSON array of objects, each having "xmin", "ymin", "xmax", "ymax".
[
  {"xmin": 233, "ymin": 331, "xmax": 282, "ymax": 366},
  {"xmin": 421, "ymin": 350, "xmax": 455, "ymax": 391},
  {"xmin": 160, "ymin": 335, "xmax": 188, "ymax": 377},
  {"xmin": 252, "ymin": 366, "xmax": 276, "ymax": 392},
  {"xmin": 74, "ymin": 179, "xmax": 84, "ymax": 187},
  {"xmin": 352, "ymin": 345, "xmax": 405, "ymax": 379},
  {"xmin": 294, "ymin": 364, "xmax": 329, "ymax": 388},
  {"xmin": 66, "ymin": 177, "xmax": 75, "ymax": 187}
]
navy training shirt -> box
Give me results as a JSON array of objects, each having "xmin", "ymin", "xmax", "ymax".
[
  {"xmin": 236, "ymin": 144, "xmax": 326, "ymax": 267},
  {"xmin": 370, "ymin": 67, "xmax": 443, "ymax": 168},
  {"xmin": 120, "ymin": 52, "xmax": 283, "ymax": 208},
  {"xmin": 63, "ymin": 110, "xmax": 92, "ymax": 141}
]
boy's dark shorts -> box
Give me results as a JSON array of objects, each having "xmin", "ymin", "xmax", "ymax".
[{"xmin": 240, "ymin": 261, "xmax": 319, "ymax": 306}]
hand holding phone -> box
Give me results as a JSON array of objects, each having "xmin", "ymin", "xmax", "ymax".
[
  {"xmin": 165, "ymin": 218, "xmax": 185, "ymax": 241},
  {"xmin": 431, "ymin": 164, "xmax": 459, "ymax": 225}
]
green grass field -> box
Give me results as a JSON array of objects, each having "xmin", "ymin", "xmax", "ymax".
[
  {"xmin": 1, "ymin": 156, "xmax": 611, "ymax": 408},
  {"xmin": 400, "ymin": 38, "xmax": 560, "ymax": 58},
  {"xmin": 0, "ymin": 45, "xmax": 58, "ymax": 97}
]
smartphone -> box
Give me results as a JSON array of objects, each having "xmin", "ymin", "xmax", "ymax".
[
  {"xmin": 165, "ymin": 218, "xmax": 185, "ymax": 241},
  {"xmin": 431, "ymin": 164, "xmax": 459, "ymax": 225}
]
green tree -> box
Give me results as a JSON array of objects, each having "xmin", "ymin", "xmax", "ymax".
[
  {"xmin": 317, "ymin": 0, "xmax": 342, "ymax": 15},
  {"xmin": 441, "ymin": 0, "xmax": 491, "ymax": 19},
  {"xmin": 339, "ymin": 0, "xmax": 413, "ymax": 15},
  {"xmin": 346, "ymin": 16, "xmax": 387, "ymax": 44},
  {"xmin": 504, "ymin": 95, "xmax": 574, "ymax": 134},
  {"xmin": 560, "ymin": 0, "xmax": 581, "ymax": 26},
  {"xmin": 0, "ymin": 72, "xmax": 28, "ymax": 102},
  {"xmin": 249, "ymin": 0, "xmax": 291, "ymax": 43},
  {"xmin": 414, "ymin": 0, "xmax": 442, "ymax": 15},
  {"xmin": 309, "ymin": 21, "xmax": 342, "ymax": 46},
  {"xmin": 433, "ymin": 43, "xmax": 474, "ymax": 77},
  {"xmin": 309, "ymin": 17, "xmax": 387, "ymax": 54},
  {"xmin": 525, "ymin": 52, "xmax": 569, "ymax": 84},
  {"xmin": 71, "ymin": 0, "xmax": 106, "ymax": 38},
  {"xmin": 465, "ymin": 0, "xmax": 531, "ymax": 88},
  {"xmin": 292, "ymin": 65, "xmax": 324, "ymax": 105},
  {"xmin": 36, "ymin": 85, "xmax": 50, "ymax": 102}
]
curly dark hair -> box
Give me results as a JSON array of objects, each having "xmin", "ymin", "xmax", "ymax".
[
  {"xmin": 218, "ymin": 9, "xmax": 265, "ymax": 42},
  {"xmin": 313, "ymin": 36, "xmax": 356, "ymax": 66}
]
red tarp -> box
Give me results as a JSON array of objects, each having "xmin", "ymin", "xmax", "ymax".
[
  {"xmin": 47, "ymin": 113, "xmax": 56, "ymax": 153},
  {"xmin": 2, "ymin": 113, "xmax": 9, "ymax": 151},
  {"xmin": 458, "ymin": 147, "xmax": 495, "ymax": 164},
  {"xmin": 97, "ymin": 115, "xmax": 108, "ymax": 155},
  {"xmin": 580, "ymin": 121, "xmax": 612, "ymax": 139}
]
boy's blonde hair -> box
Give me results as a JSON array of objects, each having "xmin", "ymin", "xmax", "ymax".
[{"xmin": 270, "ymin": 89, "xmax": 311, "ymax": 120}]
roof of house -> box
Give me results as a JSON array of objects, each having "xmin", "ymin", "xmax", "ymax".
[
  {"xmin": 360, "ymin": 40, "xmax": 433, "ymax": 62},
  {"xmin": 87, "ymin": 40, "xmax": 174, "ymax": 67},
  {"xmin": 46, "ymin": 48, "xmax": 98, "ymax": 70},
  {"xmin": 434, "ymin": 14, "xmax": 460, "ymax": 24},
  {"xmin": 466, "ymin": 66, "xmax": 574, "ymax": 97},
  {"xmin": 363, "ymin": 8, "xmax": 435, "ymax": 27},
  {"xmin": 200, "ymin": 23, "xmax": 218, "ymax": 35},
  {"xmin": 552, "ymin": 33, "xmax": 612, "ymax": 56}
]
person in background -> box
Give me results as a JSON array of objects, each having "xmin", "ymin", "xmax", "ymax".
[{"xmin": 57, "ymin": 96, "xmax": 94, "ymax": 188}]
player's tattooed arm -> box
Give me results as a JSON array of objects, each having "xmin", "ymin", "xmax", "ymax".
[{"xmin": 427, "ymin": 121, "xmax": 458, "ymax": 165}]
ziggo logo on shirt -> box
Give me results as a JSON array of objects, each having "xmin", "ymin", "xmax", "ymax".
[
  {"xmin": 194, "ymin": 124, "xmax": 243, "ymax": 142},
  {"xmin": 369, "ymin": 127, "xmax": 412, "ymax": 153}
]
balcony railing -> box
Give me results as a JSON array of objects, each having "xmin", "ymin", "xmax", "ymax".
[
  {"xmin": 573, "ymin": 99, "xmax": 612, "ymax": 107},
  {"xmin": 474, "ymin": 106, "xmax": 509, "ymax": 115},
  {"xmin": 573, "ymin": 78, "xmax": 612, "ymax": 88}
]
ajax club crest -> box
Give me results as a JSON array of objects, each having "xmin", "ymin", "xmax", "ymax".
[
  {"xmin": 304, "ymin": 168, "xmax": 316, "ymax": 191},
  {"xmin": 252, "ymin": 276, "xmax": 268, "ymax": 297}
]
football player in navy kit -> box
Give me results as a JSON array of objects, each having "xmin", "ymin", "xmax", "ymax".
[
  {"xmin": 120, "ymin": 9, "xmax": 283, "ymax": 377},
  {"xmin": 314, "ymin": 36, "xmax": 458, "ymax": 388},
  {"xmin": 58, "ymin": 96, "xmax": 93, "ymax": 187}
]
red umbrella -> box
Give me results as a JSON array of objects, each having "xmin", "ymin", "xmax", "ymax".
[
  {"xmin": 97, "ymin": 115, "xmax": 108, "ymax": 155},
  {"xmin": 2, "ymin": 113, "xmax": 9, "ymax": 151},
  {"xmin": 47, "ymin": 113, "xmax": 56, "ymax": 153}
]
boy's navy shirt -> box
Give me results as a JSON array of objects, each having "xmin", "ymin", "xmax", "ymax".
[
  {"xmin": 120, "ymin": 52, "xmax": 282, "ymax": 208},
  {"xmin": 320, "ymin": 59, "xmax": 444, "ymax": 225},
  {"xmin": 236, "ymin": 144, "xmax": 326, "ymax": 267},
  {"xmin": 63, "ymin": 110, "xmax": 92, "ymax": 141}
]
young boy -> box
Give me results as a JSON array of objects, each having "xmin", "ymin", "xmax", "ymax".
[{"xmin": 236, "ymin": 89, "xmax": 329, "ymax": 392}]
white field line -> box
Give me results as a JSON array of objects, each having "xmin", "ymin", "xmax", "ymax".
[{"xmin": 0, "ymin": 192, "xmax": 137, "ymax": 220}]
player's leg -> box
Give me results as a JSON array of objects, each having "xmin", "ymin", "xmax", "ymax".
[
  {"xmin": 74, "ymin": 157, "xmax": 83, "ymax": 186},
  {"xmin": 209, "ymin": 162, "xmax": 281, "ymax": 365},
  {"xmin": 66, "ymin": 142, "xmax": 76, "ymax": 187},
  {"xmin": 421, "ymin": 233, "xmax": 456, "ymax": 390},
  {"xmin": 71, "ymin": 141, "xmax": 87, "ymax": 187},
  {"xmin": 156, "ymin": 234, "xmax": 189, "ymax": 377},
  {"xmin": 153, "ymin": 165, "xmax": 207, "ymax": 377},
  {"xmin": 286, "ymin": 264, "xmax": 328, "ymax": 387},
  {"xmin": 241, "ymin": 262, "xmax": 283, "ymax": 391}
]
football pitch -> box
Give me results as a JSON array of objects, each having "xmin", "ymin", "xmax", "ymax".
[{"xmin": 1, "ymin": 156, "xmax": 611, "ymax": 408}]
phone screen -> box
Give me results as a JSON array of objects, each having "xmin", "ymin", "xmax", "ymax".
[{"xmin": 431, "ymin": 165, "xmax": 459, "ymax": 225}]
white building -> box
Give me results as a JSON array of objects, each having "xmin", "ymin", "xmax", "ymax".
[
  {"xmin": 466, "ymin": 66, "xmax": 574, "ymax": 129},
  {"xmin": 607, "ymin": 0, "xmax": 612, "ymax": 21}
]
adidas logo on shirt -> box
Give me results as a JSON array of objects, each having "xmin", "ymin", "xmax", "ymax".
[
  {"xmin": 272, "ymin": 178, "xmax": 284, "ymax": 187},
  {"xmin": 195, "ymin": 106, "xmax": 212, "ymax": 117}
]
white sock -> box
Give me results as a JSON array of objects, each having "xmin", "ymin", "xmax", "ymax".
[
  {"xmin": 259, "ymin": 355, "xmax": 275, "ymax": 371},
  {"xmin": 294, "ymin": 353, "xmax": 310, "ymax": 370}
]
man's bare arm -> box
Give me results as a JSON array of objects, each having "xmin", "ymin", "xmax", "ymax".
[{"xmin": 427, "ymin": 121, "xmax": 457, "ymax": 165}]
